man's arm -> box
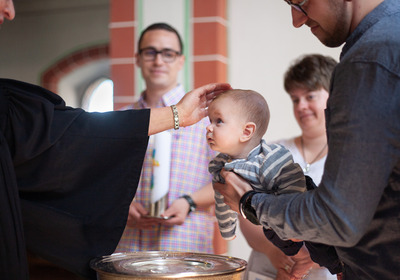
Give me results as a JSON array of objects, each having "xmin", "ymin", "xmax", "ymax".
[{"xmin": 253, "ymin": 61, "xmax": 400, "ymax": 246}]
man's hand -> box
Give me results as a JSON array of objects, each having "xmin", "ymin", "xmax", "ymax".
[
  {"xmin": 176, "ymin": 83, "xmax": 231, "ymax": 127},
  {"xmin": 159, "ymin": 197, "xmax": 190, "ymax": 226},
  {"xmin": 289, "ymin": 245, "xmax": 314, "ymax": 280},
  {"xmin": 126, "ymin": 201, "xmax": 159, "ymax": 229},
  {"xmin": 212, "ymin": 169, "xmax": 252, "ymax": 212}
]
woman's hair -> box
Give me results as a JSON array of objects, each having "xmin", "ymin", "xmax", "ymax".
[
  {"xmin": 284, "ymin": 54, "xmax": 337, "ymax": 93},
  {"xmin": 216, "ymin": 89, "xmax": 270, "ymax": 139}
]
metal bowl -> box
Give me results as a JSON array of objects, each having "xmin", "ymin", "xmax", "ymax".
[{"xmin": 91, "ymin": 251, "xmax": 247, "ymax": 279}]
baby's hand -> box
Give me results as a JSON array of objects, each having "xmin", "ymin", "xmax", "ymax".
[{"xmin": 289, "ymin": 245, "xmax": 314, "ymax": 280}]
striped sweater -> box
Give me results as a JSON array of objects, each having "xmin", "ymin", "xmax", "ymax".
[{"xmin": 209, "ymin": 139, "xmax": 306, "ymax": 240}]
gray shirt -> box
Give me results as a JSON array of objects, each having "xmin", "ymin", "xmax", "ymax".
[{"xmin": 253, "ymin": 0, "xmax": 400, "ymax": 278}]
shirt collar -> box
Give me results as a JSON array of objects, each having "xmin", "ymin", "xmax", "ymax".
[
  {"xmin": 341, "ymin": 0, "xmax": 399, "ymax": 59},
  {"xmin": 226, "ymin": 139, "xmax": 264, "ymax": 164},
  {"xmin": 137, "ymin": 84, "xmax": 185, "ymax": 108}
]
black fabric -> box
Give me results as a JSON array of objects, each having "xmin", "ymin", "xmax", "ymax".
[
  {"xmin": 262, "ymin": 175, "xmax": 343, "ymax": 274},
  {"xmin": 0, "ymin": 132, "xmax": 28, "ymax": 279},
  {"xmin": 303, "ymin": 176, "xmax": 343, "ymax": 274},
  {"xmin": 0, "ymin": 79, "xmax": 150, "ymax": 279},
  {"xmin": 263, "ymin": 228, "xmax": 304, "ymax": 256},
  {"xmin": 305, "ymin": 175, "xmax": 317, "ymax": 190},
  {"xmin": 304, "ymin": 241, "xmax": 343, "ymax": 274},
  {"xmin": 261, "ymin": 176, "xmax": 315, "ymax": 256}
]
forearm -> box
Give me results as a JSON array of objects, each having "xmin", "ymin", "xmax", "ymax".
[
  {"xmin": 148, "ymin": 106, "xmax": 175, "ymax": 136},
  {"xmin": 252, "ymin": 63, "xmax": 399, "ymax": 246},
  {"xmin": 191, "ymin": 182, "xmax": 215, "ymax": 210},
  {"xmin": 255, "ymin": 112, "xmax": 395, "ymax": 245}
]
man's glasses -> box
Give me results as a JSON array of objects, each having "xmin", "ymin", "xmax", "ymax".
[
  {"xmin": 284, "ymin": 0, "xmax": 308, "ymax": 16},
  {"xmin": 139, "ymin": 47, "xmax": 181, "ymax": 63}
]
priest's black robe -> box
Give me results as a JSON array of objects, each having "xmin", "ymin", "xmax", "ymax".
[{"xmin": 0, "ymin": 79, "xmax": 150, "ymax": 279}]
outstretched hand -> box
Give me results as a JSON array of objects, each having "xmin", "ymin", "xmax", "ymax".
[
  {"xmin": 148, "ymin": 83, "xmax": 230, "ymax": 135},
  {"xmin": 176, "ymin": 83, "xmax": 231, "ymax": 127}
]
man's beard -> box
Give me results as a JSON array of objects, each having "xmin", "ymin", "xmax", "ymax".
[
  {"xmin": 320, "ymin": 20, "xmax": 348, "ymax": 48},
  {"xmin": 310, "ymin": 2, "xmax": 349, "ymax": 48}
]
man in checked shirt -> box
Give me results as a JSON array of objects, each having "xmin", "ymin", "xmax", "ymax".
[{"xmin": 115, "ymin": 22, "xmax": 217, "ymax": 254}]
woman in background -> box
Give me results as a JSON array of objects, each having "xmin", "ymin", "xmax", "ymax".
[{"xmin": 240, "ymin": 54, "xmax": 338, "ymax": 280}]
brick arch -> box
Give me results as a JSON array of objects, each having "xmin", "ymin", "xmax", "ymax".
[{"xmin": 40, "ymin": 44, "xmax": 109, "ymax": 93}]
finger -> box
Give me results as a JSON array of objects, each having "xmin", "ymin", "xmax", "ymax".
[
  {"xmin": 212, "ymin": 182, "xmax": 225, "ymax": 193},
  {"xmin": 284, "ymin": 264, "xmax": 292, "ymax": 273},
  {"xmin": 207, "ymin": 82, "xmax": 231, "ymax": 92},
  {"xmin": 133, "ymin": 203, "xmax": 149, "ymax": 216},
  {"xmin": 276, "ymin": 268, "xmax": 291, "ymax": 279},
  {"xmin": 138, "ymin": 217, "xmax": 160, "ymax": 228},
  {"xmin": 290, "ymin": 238, "xmax": 303, "ymax": 242},
  {"xmin": 162, "ymin": 215, "xmax": 182, "ymax": 226},
  {"xmin": 220, "ymin": 169, "xmax": 229, "ymax": 178},
  {"xmin": 203, "ymin": 83, "xmax": 231, "ymax": 98}
]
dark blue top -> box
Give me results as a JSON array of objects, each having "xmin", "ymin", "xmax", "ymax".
[{"xmin": 253, "ymin": 0, "xmax": 400, "ymax": 279}]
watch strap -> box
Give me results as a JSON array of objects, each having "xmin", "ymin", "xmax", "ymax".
[
  {"xmin": 181, "ymin": 195, "xmax": 196, "ymax": 214},
  {"xmin": 239, "ymin": 190, "xmax": 260, "ymax": 225}
]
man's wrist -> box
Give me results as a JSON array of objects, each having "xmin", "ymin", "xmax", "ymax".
[
  {"xmin": 180, "ymin": 195, "xmax": 197, "ymax": 214},
  {"xmin": 239, "ymin": 190, "xmax": 260, "ymax": 225}
]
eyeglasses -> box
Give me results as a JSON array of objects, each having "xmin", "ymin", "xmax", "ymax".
[
  {"xmin": 284, "ymin": 0, "xmax": 308, "ymax": 16},
  {"xmin": 139, "ymin": 47, "xmax": 182, "ymax": 63}
]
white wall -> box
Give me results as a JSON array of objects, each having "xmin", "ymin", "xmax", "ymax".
[{"xmin": 0, "ymin": 0, "xmax": 109, "ymax": 84}]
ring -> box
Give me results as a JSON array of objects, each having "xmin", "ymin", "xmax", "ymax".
[
  {"xmin": 301, "ymin": 273, "xmax": 310, "ymax": 279},
  {"xmin": 284, "ymin": 264, "xmax": 290, "ymax": 273}
]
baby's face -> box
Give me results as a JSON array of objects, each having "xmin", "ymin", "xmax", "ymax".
[{"xmin": 206, "ymin": 97, "xmax": 245, "ymax": 157}]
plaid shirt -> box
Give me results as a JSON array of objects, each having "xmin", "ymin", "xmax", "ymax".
[{"xmin": 115, "ymin": 84, "xmax": 216, "ymax": 253}]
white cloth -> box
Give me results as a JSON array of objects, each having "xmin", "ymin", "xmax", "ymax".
[{"xmin": 151, "ymin": 131, "xmax": 172, "ymax": 203}]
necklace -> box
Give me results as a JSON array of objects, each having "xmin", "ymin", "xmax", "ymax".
[{"xmin": 300, "ymin": 137, "xmax": 327, "ymax": 174}]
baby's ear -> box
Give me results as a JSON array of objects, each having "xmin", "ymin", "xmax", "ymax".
[{"xmin": 240, "ymin": 122, "xmax": 256, "ymax": 142}]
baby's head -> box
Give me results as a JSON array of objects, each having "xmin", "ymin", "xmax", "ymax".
[{"xmin": 207, "ymin": 89, "xmax": 270, "ymax": 158}]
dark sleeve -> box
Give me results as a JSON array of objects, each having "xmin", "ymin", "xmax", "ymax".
[
  {"xmin": 0, "ymin": 133, "xmax": 28, "ymax": 280},
  {"xmin": 304, "ymin": 241, "xmax": 343, "ymax": 274},
  {"xmin": 263, "ymin": 176, "xmax": 342, "ymax": 273},
  {"xmin": 263, "ymin": 228, "xmax": 303, "ymax": 256},
  {"xmin": 1, "ymin": 79, "xmax": 150, "ymax": 279}
]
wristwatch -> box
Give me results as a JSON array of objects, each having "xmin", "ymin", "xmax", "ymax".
[
  {"xmin": 181, "ymin": 195, "xmax": 197, "ymax": 214},
  {"xmin": 239, "ymin": 191, "xmax": 260, "ymax": 225}
]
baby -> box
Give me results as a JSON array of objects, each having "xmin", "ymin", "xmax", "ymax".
[
  {"xmin": 207, "ymin": 89, "xmax": 307, "ymax": 241},
  {"xmin": 207, "ymin": 89, "xmax": 343, "ymax": 274}
]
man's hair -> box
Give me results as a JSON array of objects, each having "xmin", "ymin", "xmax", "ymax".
[
  {"xmin": 215, "ymin": 89, "xmax": 270, "ymax": 139},
  {"xmin": 284, "ymin": 54, "xmax": 337, "ymax": 93},
  {"xmin": 137, "ymin": 22, "xmax": 183, "ymax": 53}
]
